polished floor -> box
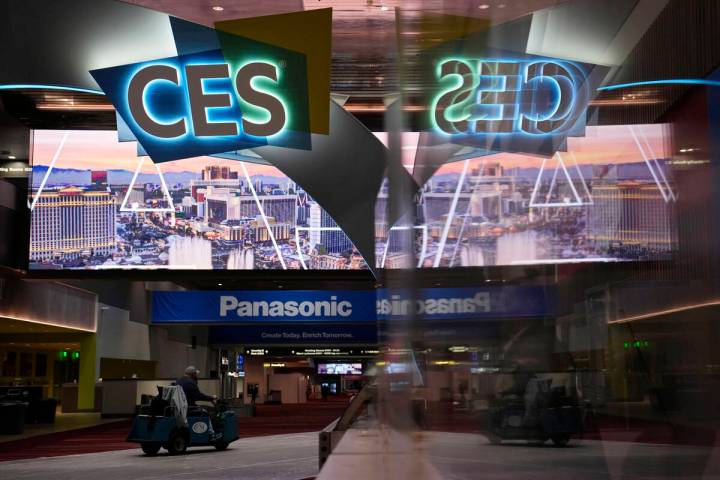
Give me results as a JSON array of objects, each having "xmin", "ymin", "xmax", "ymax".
[
  {"xmin": 3, "ymin": 431, "xmax": 720, "ymax": 480},
  {"xmin": 426, "ymin": 432, "xmax": 720, "ymax": 479},
  {"xmin": 0, "ymin": 432, "xmax": 319, "ymax": 480}
]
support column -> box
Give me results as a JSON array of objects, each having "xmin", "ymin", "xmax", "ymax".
[
  {"xmin": 78, "ymin": 333, "xmax": 97, "ymax": 410},
  {"xmin": 46, "ymin": 352, "xmax": 54, "ymax": 398}
]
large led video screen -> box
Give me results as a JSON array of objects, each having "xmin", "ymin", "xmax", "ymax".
[
  {"xmin": 28, "ymin": 130, "xmax": 368, "ymax": 270},
  {"xmin": 28, "ymin": 125, "xmax": 677, "ymax": 270}
]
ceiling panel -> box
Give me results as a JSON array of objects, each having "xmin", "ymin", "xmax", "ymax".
[{"xmin": 121, "ymin": 0, "xmax": 569, "ymax": 99}]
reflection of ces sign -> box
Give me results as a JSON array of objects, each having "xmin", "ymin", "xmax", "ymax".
[
  {"xmin": 128, "ymin": 62, "xmax": 285, "ymax": 139},
  {"xmin": 432, "ymin": 59, "xmax": 589, "ymax": 137}
]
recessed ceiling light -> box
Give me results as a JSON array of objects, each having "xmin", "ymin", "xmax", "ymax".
[
  {"xmin": 212, "ymin": 5, "xmax": 224, "ymax": 11},
  {"xmin": 478, "ymin": 4, "xmax": 490, "ymax": 9},
  {"xmin": 218, "ymin": 283, "xmax": 223, "ymax": 286},
  {"xmin": 8, "ymin": 155, "xmax": 16, "ymax": 159},
  {"xmin": 380, "ymin": 5, "xmax": 389, "ymax": 11}
]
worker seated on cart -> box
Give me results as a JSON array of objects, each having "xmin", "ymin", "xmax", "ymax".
[
  {"xmin": 176, "ymin": 366, "xmax": 217, "ymax": 406},
  {"xmin": 176, "ymin": 366, "xmax": 222, "ymax": 439},
  {"xmin": 496, "ymin": 366, "xmax": 548, "ymax": 427}
]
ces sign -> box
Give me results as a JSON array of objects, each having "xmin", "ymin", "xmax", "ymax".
[
  {"xmin": 91, "ymin": 46, "xmax": 311, "ymax": 163},
  {"xmin": 127, "ymin": 62, "xmax": 285, "ymax": 140}
]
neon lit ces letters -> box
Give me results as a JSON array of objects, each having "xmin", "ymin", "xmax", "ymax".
[
  {"xmin": 90, "ymin": 48, "xmax": 310, "ymax": 163},
  {"xmin": 128, "ymin": 62, "xmax": 285, "ymax": 139},
  {"xmin": 432, "ymin": 59, "xmax": 589, "ymax": 137}
]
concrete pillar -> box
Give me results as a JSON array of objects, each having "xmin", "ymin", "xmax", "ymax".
[{"xmin": 78, "ymin": 333, "xmax": 97, "ymax": 410}]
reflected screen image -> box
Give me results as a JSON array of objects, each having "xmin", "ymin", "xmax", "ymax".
[{"xmin": 376, "ymin": 124, "xmax": 678, "ymax": 268}]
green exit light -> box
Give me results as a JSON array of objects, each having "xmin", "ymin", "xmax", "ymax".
[
  {"xmin": 624, "ymin": 341, "xmax": 650, "ymax": 349},
  {"xmin": 72, "ymin": 352, "xmax": 80, "ymax": 360},
  {"xmin": 57, "ymin": 351, "xmax": 69, "ymax": 360}
]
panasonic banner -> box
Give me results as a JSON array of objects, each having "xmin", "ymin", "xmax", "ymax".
[{"xmin": 151, "ymin": 286, "xmax": 554, "ymax": 324}]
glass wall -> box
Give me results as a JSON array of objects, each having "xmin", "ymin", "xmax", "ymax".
[{"xmin": 332, "ymin": 1, "xmax": 720, "ymax": 478}]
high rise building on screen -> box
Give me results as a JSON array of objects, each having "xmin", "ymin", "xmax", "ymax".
[
  {"xmin": 205, "ymin": 191, "xmax": 295, "ymax": 226},
  {"xmin": 201, "ymin": 165, "xmax": 238, "ymax": 180},
  {"xmin": 309, "ymin": 202, "xmax": 353, "ymax": 254},
  {"xmin": 29, "ymin": 187, "xmax": 115, "ymax": 262},
  {"xmin": 587, "ymin": 181, "xmax": 676, "ymax": 254}
]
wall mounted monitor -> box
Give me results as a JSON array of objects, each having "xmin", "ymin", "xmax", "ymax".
[{"xmin": 317, "ymin": 363, "xmax": 363, "ymax": 375}]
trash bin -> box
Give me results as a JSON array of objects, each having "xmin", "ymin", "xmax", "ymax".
[
  {"xmin": 0, "ymin": 402, "xmax": 27, "ymax": 434},
  {"xmin": 27, "ymin": 398, "xmax": 58, "ymax": 424}
]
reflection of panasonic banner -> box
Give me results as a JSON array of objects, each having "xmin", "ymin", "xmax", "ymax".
[
  {"xmin": 432, "ymin": 58, "xmax": 591, "ymax": 149},
  {"xmin": 377, "ymin": 292, "xmax": 490, "ymax": 317}
]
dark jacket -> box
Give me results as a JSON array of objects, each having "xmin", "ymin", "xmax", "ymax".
[{"xmin": 176, "ymin": 376, "xmax": 213, "ymax": 406}]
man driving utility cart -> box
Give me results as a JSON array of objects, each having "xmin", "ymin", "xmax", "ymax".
[
  {"xmin": 127, "ymin": 366, "xmax": 238, "ymax": 455},
  {"xmin": 177, "ymin": 366, "xmax": 217, "ymax": 405}
]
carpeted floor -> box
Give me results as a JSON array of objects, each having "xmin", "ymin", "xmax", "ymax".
[
  {"xmin": 237, "ymin": 401, "xmax": 348, "ymax": 438},
  {"xmin": 0, "ymin": 400, "xmax": 349, "ymax": 462}
]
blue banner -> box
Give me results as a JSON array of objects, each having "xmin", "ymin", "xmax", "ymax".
[
  {"xmin": 152, "ymin": 287, "xmax": 554, "ymax": 324},
  {"xmin": 153, "ymin": 290, "xmax": 377, "ymax": 324},
  {"xmin": 209, "ymin": 324, "xmax": 378, "ymax": 345}
]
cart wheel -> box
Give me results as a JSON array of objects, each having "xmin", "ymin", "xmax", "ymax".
[
  {"xmin": 214, "ymin": 441, "xmax": 229, "ymax": 451},
  {"xmin": 141, "ymin": 443, "xmax": 161, "ymax": 456},
  {"xmin": 551, "ymin": 434, "xmax": 570, "ymax": 447},
  {"xmin": 167, "ymin": 431, "xmax": 188, "ymax": 455}
]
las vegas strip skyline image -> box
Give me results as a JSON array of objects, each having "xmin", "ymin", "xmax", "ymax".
[{"xmin": 28, "ymin": 124, "xmax": 677, "ymax": 270}]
